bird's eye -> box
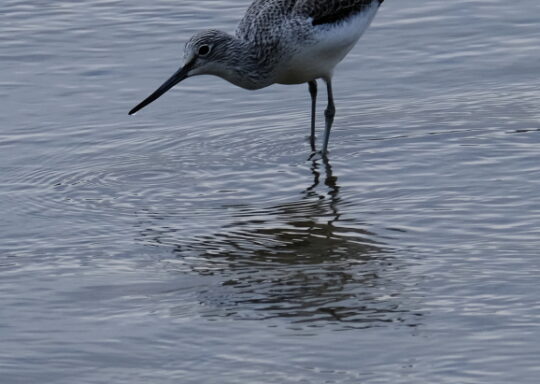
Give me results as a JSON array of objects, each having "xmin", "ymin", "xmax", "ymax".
[{"xmin": 198, "ymin": 45, "xmax": 211, "ymax": 56}]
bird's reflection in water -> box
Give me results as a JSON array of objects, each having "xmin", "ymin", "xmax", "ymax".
[{"xmin": 139, "ymin": 158, "xmax": 420, "ymax": 328}]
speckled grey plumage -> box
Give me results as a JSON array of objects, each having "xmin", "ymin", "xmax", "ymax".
[
  {"xmin": 232, "ymin": 0, "xmax": 384, "ymax": 86},
  {"xmin": 237, "ymin": 0, "xmax": 383, "ymax": 38}
]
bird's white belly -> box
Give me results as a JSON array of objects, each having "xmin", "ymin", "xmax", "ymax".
[{"xmin": 275, "ymin": 4, "xmax": 379, "ymax": 85}]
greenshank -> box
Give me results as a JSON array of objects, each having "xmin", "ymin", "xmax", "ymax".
[{"xmin": 129, "ymin": 0, "xmax": 385, "ymax": 155}]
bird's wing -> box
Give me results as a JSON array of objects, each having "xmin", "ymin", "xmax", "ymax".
[
  {"xmin": 294, "ymin": 0, "xmax": 383, "ymax": 26},
  {"xmin": 236, "ymin": 0, "xmax": 300, "ymax": 41}
]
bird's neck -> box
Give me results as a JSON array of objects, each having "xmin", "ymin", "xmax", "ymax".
[{"xmin": 213, "ymin": 35, "xmax": 275, "ymax": 90}]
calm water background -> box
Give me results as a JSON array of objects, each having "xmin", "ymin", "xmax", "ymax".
[{"xmin": 2, "ymin": 0, "xmax": 540, "ymax": 383}]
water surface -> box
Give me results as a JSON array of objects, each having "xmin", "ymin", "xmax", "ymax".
[{"xmin": 1, "ymin": 1, "xmax": 540, "ymax": 383}]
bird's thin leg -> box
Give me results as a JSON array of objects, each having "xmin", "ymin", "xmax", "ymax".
[
  {"xmin": 308, "ymin": 80, "xmax": 318, "ymax": 151},
  {"xmin": 322, "ymin": 78, "xmax": 335, "ymax": 155}
]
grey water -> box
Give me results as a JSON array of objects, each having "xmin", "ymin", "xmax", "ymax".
[{"xmin": 1, "ymin": 0, "xmax": 540, "ymax": 383}]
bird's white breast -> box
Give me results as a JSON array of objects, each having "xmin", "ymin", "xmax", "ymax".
[{"xmin": 275, "ymin": 3, "xmax": 379, "ymax": 85}]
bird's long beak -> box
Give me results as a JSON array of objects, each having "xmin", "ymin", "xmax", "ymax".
[{"xmin": 128, "ymin": 60, "xmax": 194, "ymax": 115}]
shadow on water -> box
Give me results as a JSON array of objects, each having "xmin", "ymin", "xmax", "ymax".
[{"xmin": 139, "ymin": 159, "xmax": 421, "ymax": 328}]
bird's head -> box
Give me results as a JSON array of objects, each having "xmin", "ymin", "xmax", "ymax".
[
  {"xmin": 129, "ymin": 30, "xmax": 239, "ymax": 115},
  {"xmin": 183, "ymin": 30, "xmax": 238, "ymax": 76}
]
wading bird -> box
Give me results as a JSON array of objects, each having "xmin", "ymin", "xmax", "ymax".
[{"xmin": 129, "ymin": 0, "xmax": 384, "ymax": 156}]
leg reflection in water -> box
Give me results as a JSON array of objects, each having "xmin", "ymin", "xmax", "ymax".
[{"xmin": 138, "ymin": 158, "xmax": 421, "ymax": 327}]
